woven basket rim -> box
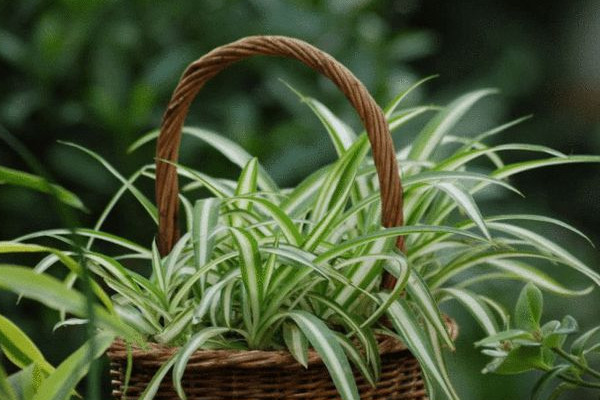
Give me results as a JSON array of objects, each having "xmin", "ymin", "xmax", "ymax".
[{"xmin": 107, "ymin": 318, "xmax": 457, "ymax": 370}]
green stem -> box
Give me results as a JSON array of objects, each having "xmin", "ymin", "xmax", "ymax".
[
  {"xmin": 552, "ymin": 347, "xmax": 600, "ymax": 380},
  {"xmin": 557, "ymin": 374, "xmax": 600, "ymax": 389}
]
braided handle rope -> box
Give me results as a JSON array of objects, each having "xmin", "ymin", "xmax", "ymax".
[{"xmin": 156, "ymin": 35, "xmax": 404, "ymax": 288}]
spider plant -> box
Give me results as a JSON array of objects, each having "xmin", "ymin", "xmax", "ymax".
[{"xmin": 1, "ymin": 79, "xmax": 599, "ymax": 400}]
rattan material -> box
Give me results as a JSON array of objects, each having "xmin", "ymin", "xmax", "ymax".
[
  {"xmin": 108, "ymin": 35, "xmax": 451, "ymax": 399},
  {"xmin": 108, "ymin": 331, "xmax": 444, "ymax": 399}
]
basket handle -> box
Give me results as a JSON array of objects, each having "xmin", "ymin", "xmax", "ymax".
[{"xmin": 156, "ymin": 35, "xmax": 404, "ymax": 288}]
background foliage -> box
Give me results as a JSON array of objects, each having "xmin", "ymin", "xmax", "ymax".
[{"xmin": 1, "ymin": 0, "xmax": 599, "ymax": 398}]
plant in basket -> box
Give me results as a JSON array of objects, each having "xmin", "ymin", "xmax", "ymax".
[{"xmin": 1, "ymin": 36, "xmax": 599, "ymax": 400}]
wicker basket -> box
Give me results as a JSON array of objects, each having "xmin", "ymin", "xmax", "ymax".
[{"xmin": 107, "ymin": 35, "xmax": 455, "ymax": 400}]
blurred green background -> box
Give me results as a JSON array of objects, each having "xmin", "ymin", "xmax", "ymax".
[{"xmin": 1, "ymin": 0, "xmax": 599, "ymax": 398}]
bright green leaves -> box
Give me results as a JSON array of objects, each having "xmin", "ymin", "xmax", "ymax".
[
  {"xmin": 32, "ymin": 332, "xmax": 114, "ymax": 400},
  {"xmin": 477, "ymin": 283, "xmax": 600, "ymax": 396},
  {"xmin": 0, "ymin": 265, "xmax": 138, "ymax": 342},
  {"xmin": 0, "ymin": 315, "xmax": 54, "ymax": 375},
  {"xmin": 0, "ymin": 166, "xmax": 86, "ymax": 211},
  {"xmin": 515, "ymin": 283, "xmax": 543, "ymax": 332}
]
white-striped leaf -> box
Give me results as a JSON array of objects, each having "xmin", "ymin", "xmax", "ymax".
[
  {"xmin": 433, "ymin": 182, "xmax": 491, "ymax": 240},
  {"xmin": 138, "ymin": 353, "xmax": 177, "ymax": 400},
  {"xmin": 172, "ymin": 327, "xmax": 230, "ymax": 399},
  {"xmin": 283, "ymin": 322, "xmax": 309, "ymax": 368},
  {"xmin": 192, "ymin": 198, "xmax": 221, "ymax": 271},
  {"xmin": 408, "ymin": 89, "xmax": 497, "ymax": 162},
  {"xmin": 230, "ymin": 229, "xmax": 263, "ymax": 327},
  {"xmin": 383, "ymin": 295, "xmax": 459, "ymax": 400},
  {"xmin": 406, "ymin": 272, "xmax": 455, "ymax": 349},
  {"xmin": 439, "ymin": 288, "xmax": 499, "ymax": 335},
  {"xmin": 287, "ymin": 311, "xmax": 359, "ymax": 400}
]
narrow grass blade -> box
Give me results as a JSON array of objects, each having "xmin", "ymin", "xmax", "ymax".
[
  {"xmin": 333, "ymin": 332, "xmax": 377, "ymax": 387},
  {"xmin": 0, "ymin": 265, "xmax": 139, "ymax": 342},
  {"xmin": 129, "ymin": 128, "xmax": 278, "ymax": 192},
  {"xmin": 384, "ymin": 75, "xmax": 439, "ymax": 118},
  {"xmin": 0, "ymin": 315, "xmax": 54, "ymax": 374},
  {"xmin": 31, "ymin": 332, "xmax": 114, "ymax": 400},
  {"xmin": 0, "ymin": 166, "xmax": 86, "ymax": 211},
  {"xmin": 287, "ymin": 311, "xmax": 359, "ymax": 400},
  {"xmin": 154, "ymin": 308, "xmax": 193, "ymax": 344},
  {"xmin": 151, "ymin": 240, "xmax": 167, "ymax": 295},
  {"xmin": 409, "ymin": 89, "xmax": 497, "ymax": 162},
  {"xmin": 59, "ymin": 141, "xmax": 157, "ymax": 223}
]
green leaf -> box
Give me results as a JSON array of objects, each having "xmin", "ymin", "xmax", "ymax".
[
  {"xmin": 487, "ymin": 346, "xmax": 546, "ymax": 375},
  {"xmin": 409, "ymin": 89, "xmax": 497, "ymax": 162},
  {"xmin": 475, "ymin": 329, "xmax": 535, "ymax": 347},
  {"xmin": 0, "ymin": 363, "xmax": 17, "ymax": 400},
  {"xmin": 304, "ymin": 136, "xmax": 369, "ymax": 250},
  {"xmin": 287, "ymin": 311, "xmax": 359, "ymax": 400},
  {"xmin": 439, "ymin": 288, "xmax": 498, "ymax": 336},
  {"xmin": 7, "ymin": 363, "xmax": 40, "ymax": 400},
  {"xmin": 0, "ymin": 166, "xmax": 86, "ymax": 211},
  {"xmin": 407, "ymin": 272, "xmax": 456, "ymax": 349},
  {"xmin": 433, "ymin": 182, "xmax": 491, "ymax": 239},
  {"xmin": 32, "ymin": 332, "xmax": 114, "ymax": 400},
  {"xmin": 59, "ymin": 141, "xmax": 157, "ymax": 223},
  {"xmin": 383, "ymin": 295, "xmax": 459, "ymax": 400},
  {"xmin": 129, "ymin": 127, "xmax": 278, "ymax": 192},
  {"xmin": 485, "ymin": 258, "xmax": 593, "ymax": 296},
  {"xmin": 283, "ymin": 322, "xmax": 309, "ymax": 368},
  {"xmin": 230, "ymin": 228, "xmax": 263, "ymax": 328},
  {"xmin": 0, "ymin": 265, "xmax": 139, "ymax": 342},
  {"xmin": 0, "ymin": 315, "xmax": 54, "ymax": 375},
  {"xmin": 384, "ymin": 75, "xmax": 439, "ymax": 118},
  {"xmin": 172, "ymin": 327, "xmax": 229, "ymax": 400},
  {"xmin": 282, "ymin": 81, "xmax": 356, "ymax": 155},
  {"xmin": 227, "ymin": 196, "xmax": 302, "ymax": 246},
  {"xmin": 150, "ymin": 240, "xmax": 167, "ymax": 296},
  {"xmin": 515, "ymin": 283, "xmax": 544, "ymax": 331},
  {"xmin": 492, "ymin": 155, "xmax": 600, "ymax": 181},
  {"xmin": 138, "ymin": 354, "xmax": 177, "ymax": 400},
  {"xmin": 531, "ymin": 365, "xmax": 571, "ymax": 400},
  {"xmin": 153, "ymin": 308, "xmax": 193, "ymax": 344},
  {"xmin": 571, "ymin": 326, "xmax": 600, "ymax": 356},
  {"xmin": 192, "ymin": 198, "xmax": 221, "ymax": 272}
]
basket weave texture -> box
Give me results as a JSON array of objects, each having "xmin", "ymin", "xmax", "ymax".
[
  {"xmin": 108, "ymin": 336, "xmax": 423, "ymax": 399},
  {"xmin": 107, "ymin": 35, "xmax": 452, "ymax": 399}
]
